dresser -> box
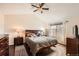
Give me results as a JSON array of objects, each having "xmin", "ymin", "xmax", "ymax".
[
  {"xmin": 0, "ymin": 36, "xmax": 9, "ymax": 56},
  {"xmin": 66, "ymin": 37, "xmax": 79, "ymax": 56},
  {"xmin": 14, "ymin": 37, "xmax": 23, "ymax": 46}
]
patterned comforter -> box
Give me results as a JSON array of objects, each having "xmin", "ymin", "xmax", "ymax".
[{"xmin": 25, "ymin": 36, "xmax": 57, "ymax": 55}]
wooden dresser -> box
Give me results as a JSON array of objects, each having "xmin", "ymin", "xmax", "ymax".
[
  {"xmin": 66, "ymin": 37, "xmax": 79, "ymax": 56},
  {"xmin": 0, "ymin": 36, "xmax": 9, "ymax": 56},
  {"xmin": 14, "ymin": 37, "xmax": 23, "ymax": 46}
]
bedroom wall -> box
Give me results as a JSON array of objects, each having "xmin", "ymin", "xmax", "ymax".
[
  {"xmin": 0, "ymin": 14, "xmax": 4, "ymax": 34},
  {"xmin": 57, "ymin": 16, "xmax": 79, "ymax": 45},
  {"xmin": 49, "ymin": 16, "xmax": 79, "ymax": 45},
  {"xmin": 4, "ymin": 14, "xmax": 48, "ymax": 33},
  {"xmin": 4, "ymin": 14, "xmax": 48, "ymax": 45},
  {"xmin": 66, "ymin": 16, "xmax": 79, "ymax": 38}
]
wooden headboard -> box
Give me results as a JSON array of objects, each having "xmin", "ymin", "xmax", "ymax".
[{"xmin": 25, "ymin": 30, "xmax": 42, "ymax": 37}]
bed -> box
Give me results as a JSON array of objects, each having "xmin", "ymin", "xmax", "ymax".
[{"xmin": 25, "ymin": 30, "xmax": 57, "ymax": 55}]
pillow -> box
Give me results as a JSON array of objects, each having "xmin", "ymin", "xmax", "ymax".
[{"xmin": 30, "ymin": 33, "xmax": 37, "ymax": 37}]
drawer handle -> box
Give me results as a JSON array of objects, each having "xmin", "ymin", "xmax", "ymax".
[
  {"xmin": 0, "ymin": 50, "xmax": 4, "ymax": 52},
  {"xmin": 66, "ymin": 53, "xmax": 70, "ymax": 56},
  {"xmin": 1, "ymin": 43, "xmax": 4, "ymax": 45}
]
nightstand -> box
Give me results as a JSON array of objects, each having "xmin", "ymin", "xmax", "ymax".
[{"xmin": 14, "ymin": 37, "xmax": 23, "ymax": 46}]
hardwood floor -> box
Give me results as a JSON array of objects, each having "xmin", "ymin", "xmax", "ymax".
[
  {"xmin": 9, "ymin": 44, "xmax": 66, "ymax": 56},
  {"xmin": 15, "ymin": 45, "xmax": 28, "ymax": 56}
]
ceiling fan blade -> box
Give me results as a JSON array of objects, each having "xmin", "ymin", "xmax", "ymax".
[
  {"xmin": 42, "ymin": 8, "xmax": 49, "ymax": 10},
  {"xmin": 33, "ymin": 9, "xmax": 38, "ymax": 12},
  {"xmin": 31, "ymin": 5, "xmax": 38, "ymax": 8},
  {"xmin": 40, "ymin": 3, "xmax": 45, "ymax": 8}
]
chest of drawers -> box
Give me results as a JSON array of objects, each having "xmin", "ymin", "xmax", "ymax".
[
  {"xmin": 66, "ymin": 38, "xmax": 79, "ymax": 56},
  {"xmin": 0, "ymin": 37, "xmax": 9, "ymax": 56}
]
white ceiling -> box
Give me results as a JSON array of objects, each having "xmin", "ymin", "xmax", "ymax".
[{"xmin": 0, "ymin": 3, "xmax": 79, "ymax": 23}]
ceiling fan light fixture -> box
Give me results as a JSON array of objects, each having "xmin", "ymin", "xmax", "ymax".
[{"xmin": 31, "ymin": 3, "xmax": 49, "ymax": 13}]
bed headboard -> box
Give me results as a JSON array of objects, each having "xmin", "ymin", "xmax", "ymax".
[{"xmin": 25, "ymin": 30, "xmax": 42, "ymax": 37}]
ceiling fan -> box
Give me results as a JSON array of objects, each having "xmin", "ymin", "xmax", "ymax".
[{"xmin": 31, "ymin": 3, "xmax": 49, "ymax": 13}]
